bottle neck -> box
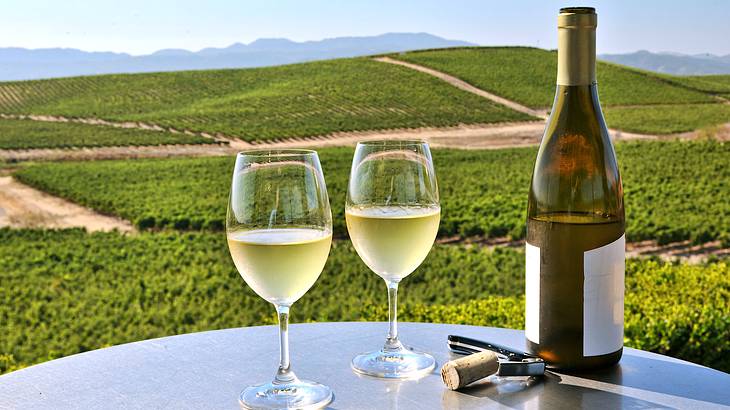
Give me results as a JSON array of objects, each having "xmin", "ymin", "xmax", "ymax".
[
  {"xmin": 557, "ymin": 24, "xmax": 596, "ymax": 86},
  {"xmin": 553, "ymin": 84, "xmax": 601, "ymax": 112}
]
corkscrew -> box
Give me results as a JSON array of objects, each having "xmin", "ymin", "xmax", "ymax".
[{"xmin": 446, "ymin": 335, "xmax": 545, "ymax": 377}]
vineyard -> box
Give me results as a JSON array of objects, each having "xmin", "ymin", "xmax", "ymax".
[
  {"xmin": 664, "ymin": 74, "xmax": 730, "ymax": 94},
  {"xmin": 0, "ymin": 58, "xmax": 532, "ymax": 142},
  {"xmin": 393, "ymin": 47, "xmax": 730, "ymax": 133},
  {"xmin": 1, "ymin": 45, "xmax": 729, "ymax": 382},
  {"xmin": 0, "ymin": 118, "xmax": 211, "ymax": 150},
  {"xmin": 1, "ymin": 229, "xmax": 727, "ymax": 375},
  {"xmin": 603, "ymin": 103, "xmax": 730, "ymax": 134},
  {"xmin": 0, "ymin": 48, "xmax": 727, "ymax": 148},
  {"xmin": 14, "ymin": 140, "xmax": 730, "ymax": 246},
  {"xmin": 393, "ymin": 47, "xmax": 714, "ymax": 108}
]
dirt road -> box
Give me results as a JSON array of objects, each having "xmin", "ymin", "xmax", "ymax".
[
  {"xmin": 0, "ymin": 176, "xmax": 134, "ymax": 232},
  {"xmin": 1, "ymin": 119, "xmax": 691, "ymax": 162},
  {"xmin": 0, "ymin": 174, "xmax": 723, "ymax": 262}
]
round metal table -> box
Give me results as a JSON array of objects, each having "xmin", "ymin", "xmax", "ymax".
[{"xmin": 1, "ymin": 322, "xmax": 728, "ymax": 409}]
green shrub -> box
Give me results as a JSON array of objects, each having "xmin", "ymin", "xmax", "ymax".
[
  {"xmin": 369, "ymin": 260, "xmax": 730, "ymax": 372},
  {"xmin": 1, "ymin": 229, "xmax": 727, "ymax": 374}
]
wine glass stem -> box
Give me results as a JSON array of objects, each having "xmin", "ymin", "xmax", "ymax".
[
  {"xmin": 385, "ymin": 280, "xmax": 402, "ymax": 351},
  {"xmin": 274, "ymin": 304, "xmax": 296, "ymax": 384}
]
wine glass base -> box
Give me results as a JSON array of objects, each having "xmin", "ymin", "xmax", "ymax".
[
  {"xmin": 351, "ymin": 344, "xmax": 436, "ymax": 380},
  {"xmin": 239, "ymin": 379, "xmax": 333, "ymax": 410}
]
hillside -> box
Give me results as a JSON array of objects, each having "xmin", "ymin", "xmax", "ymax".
[
  {"xmin": 664, "ymin": 74, "xmax": 730, "ymax": 96},
  {"xmin": 393, "ymin": 47, "xmax": 730, "ymax": 133},
  {"xmin": 0, "ymin": 47, "xmax": 727, "ymax": 145},
  {"xmin": 0, "ymin": 58, "xmax": 532, "ymax": 142},
  {"xmin": 393, "ymin": 47, "xmax": 715, "ymax": 108}
]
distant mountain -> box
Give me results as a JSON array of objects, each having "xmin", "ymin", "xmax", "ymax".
[
  {"xmin": 599, "ymin": 50, "xmax": 730, "ymax": 75},
  {"xmin": 0, "ymin": 33, "xmax": 475, "ymax": 81}
]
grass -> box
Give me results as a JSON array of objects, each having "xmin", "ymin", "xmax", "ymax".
[
  {"xmin": 0, "ymin": 48, "xmax": 725, "ymax": 143},
  {"xmin": 604, "ymin": 103, "xmax": 730, "ymax": 134},
  {"xmin": 14, "ymin": 140, "xmax": 730, "ymax": 246},
  {"xmin": 392, "ymin": 47, "xmax": 715, "ymax": 109},
  {"xmin": 0, "ymin": 118, "xmax": 211, "ymax": 150},
  {"xmin": 0, "ymin": 58, "xmax": 533, "ymax": 142},
  {"xmin": 662, "ymin": 74, "xmax": 730, "ymax": 95},
  {"xmin": 0, "ymin": 229, "xmax": 727, "ymax": 374}
]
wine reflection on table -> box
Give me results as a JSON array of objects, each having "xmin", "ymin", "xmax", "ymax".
[
  {"xmin": 440, "ymin": 363, "xmax": 670, "ymax": 409},
  {"xmin": 351, "ymin": 372, "xmax": 414, "ymax": 410}
]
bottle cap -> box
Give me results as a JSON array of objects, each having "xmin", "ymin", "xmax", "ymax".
[
  {"xmin": 558, "ymin": 7, "xmax": 597, "ymax": 29},
  {"xmin": 557, "ymin": 7, "xmax": 597, "ymax": 85}
]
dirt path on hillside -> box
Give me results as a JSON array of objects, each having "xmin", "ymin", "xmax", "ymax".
[
  {"xmin": 626, "ymin": 240, "xmax": 730, "ymax": 264},
  {"xmin": 0, "ymin": 121, "xmax": 546, "ymax": 161},
  {"xmin": 3, "ymin": 119, "xmax": 707, "ymax": 162},
  {"xmin": 0, "ymin": 176, "xmax": 134, "ymax": 232},
  {"xmin": 0, "ymin": 113, "xmax": 240, "ymax": 146},
  {"xmin": 374, "ymin": 57, "xmax": 549, "ymax": 119},
  {"xmin": 437, "ymin": 235, "xmax": 729, "ymax": 264},
  {"xmin": 0, "ymin": 143, "xmax": 238, "ymax": 161}
]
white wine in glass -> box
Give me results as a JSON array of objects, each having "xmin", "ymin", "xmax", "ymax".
[
  {"xmin": 346, "ymin": 140, "xmax": 440, "ymax": 379},
  {"xmin": 227, "ymin": 228, "xmax": 332, "ymax": 306},
  {"xmin": 346, "ymin": 206, "xmax": 439, "ymax": 281},
  {"xmin": 226, "ymin": 149, "xmax": 333, "ymax": 409}
]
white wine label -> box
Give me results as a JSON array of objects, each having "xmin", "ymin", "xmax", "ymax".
[
  {"xmin": 583, "ymin": 234, "xmax": 625, "ymax": 356},
  {"xmin": 525, "ymin": 242, "xmax": 541, "ymax": 344}
]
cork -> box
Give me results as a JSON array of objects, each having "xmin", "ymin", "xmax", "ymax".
[{"xmin": 440, "ymin": 351, "xmax": 500, "ymax": 390}]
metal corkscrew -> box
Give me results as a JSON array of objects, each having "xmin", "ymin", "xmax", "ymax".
[{"xmin": 447, "ymin": 335, "xmax": 546, "ymax": 377}]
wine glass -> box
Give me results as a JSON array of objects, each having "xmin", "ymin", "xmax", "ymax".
[
  {"xmin": 227, "ymin": 149, "xmax": 333, "ymax": 409},
  {"xmin": 346, "ymin": 140, "xmax": 440, "ymax": 379}
]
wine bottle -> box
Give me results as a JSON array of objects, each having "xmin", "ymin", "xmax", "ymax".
[{"xmin": 525, "ymin": 7, "xmax": 625, "ymax": 370}]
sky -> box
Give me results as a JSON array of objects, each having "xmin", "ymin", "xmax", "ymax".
[{"xmin": 2, "ymin": 0, "xmax": 729, "ymax": 56}]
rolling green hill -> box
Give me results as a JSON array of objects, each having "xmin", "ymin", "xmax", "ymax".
[
  {"xmin": 0, "ymin": 58, "xmax": 532, "ymax": 143},
  {"xmin": 393, "ymin": 47, "xmax": 730, "ymax": 133},
  {"xmin": 0, "ymin": 118, "xmax": 211, "ymax": 150},
  {"xmin": 393, "ymin": 47, "xmax": 714, "ymax": 108},
  {"xmin": 0, "ymin": 47, "xmax": 726, "ymax": 147},
  {"xmin": 663, "ymin": 74, "xmax": 730, "ymax": 95},
  {"xmin": 603, "ymin": 104, "xmax": 730, "ymax": 134},
  {"xmin": 15, "ymin": 141, "xmax": 730, "ymax": 246}
]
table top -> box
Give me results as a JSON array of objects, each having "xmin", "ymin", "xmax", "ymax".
[{"xmin": 1, "ymin": 322, "xmax": 728, "ymax": 409}]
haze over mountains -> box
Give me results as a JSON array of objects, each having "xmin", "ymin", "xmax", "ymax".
[
  {"xmin": 0, "ymin": 33, "xmax": 474, "ymax": 81},
  {"xmin": 2, "ymin": 32, "xmax": 728, "ymax": 81},
  {"xmin": 599, "ymin": 50, "xmax": 730, "ymax": 75}
]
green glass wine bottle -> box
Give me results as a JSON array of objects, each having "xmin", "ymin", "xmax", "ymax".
[{"xmin": 525, "ymin": 7, "xmax": 625, "ymax": 371}]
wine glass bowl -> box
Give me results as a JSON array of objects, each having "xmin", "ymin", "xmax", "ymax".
[
  {"xmin": 346, "ymin": 140, "xmax": 440, "ymax": 379},
  {"xmin": 226, "ymin": 149, "xmax": 333, "ymax": 409}
]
